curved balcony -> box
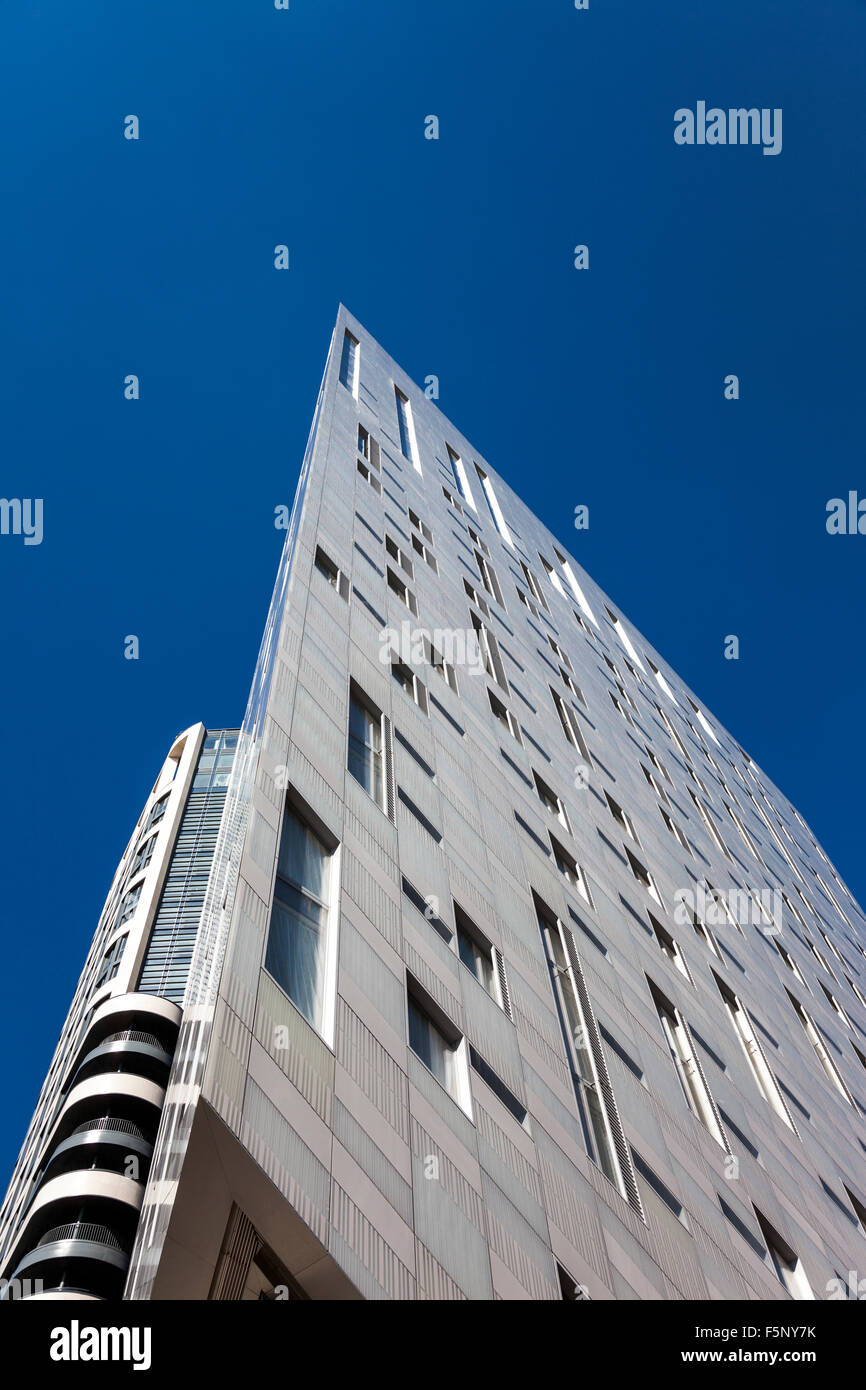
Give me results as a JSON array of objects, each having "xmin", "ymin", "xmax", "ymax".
[
  {"xmin": 69, "ymin": 1030, "xmax": 173, "ymax": 1090},
  {"xmin": 2, "ymin": 993, "xmax": 182, "ymax": 1301},
  {"xmin": 68, "ymin": 994, "xmax": 181, "ymax": 1080},
  {"xmin": 7, "ymin": 1222, "xmax": 130, "ymax": 1301},
  {"xmin": 41, "ymin": 1117, "xmax": 154, "ymax": 1183}
]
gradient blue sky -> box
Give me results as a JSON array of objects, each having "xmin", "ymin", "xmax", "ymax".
[{"xmin": 0, "ymin": 1, "xmax": 863, "ymax": 1182}]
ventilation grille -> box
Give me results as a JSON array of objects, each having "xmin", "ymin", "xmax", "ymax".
[{"xmin": 138, "ymin": 786, "xmax": 228, "ymax": 1003}]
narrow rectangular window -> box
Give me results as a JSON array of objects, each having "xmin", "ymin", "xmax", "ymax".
[
  {"xmin": 625, "ymin": 847, "xmax": 662, "ymax": 905},
  {"xmin": 553, "ymin": 547, "xmax": 598, "ymax": 626},
  {"xmin": 407, "ymin": 982, "xmax": 472, "ymax": 1115},
  {"xmin": 604, "ymin": 607, "xmax": 646, "ymax": 671},
  {"xmin": 605, "ymin": 791, "xmax": 638, "ymax": 843},
  {"xmin": 454, "ymin": 903, "xmax": 504, "ymax": 1008},
  {"xmin": 265, "ymin": 801, "xmax": 339, "ymax": 1044},
  {"xmin": 470, "ymin": 610, "xmax": 508, "ymax": 691},
  {"xmin": 474, "ymin": 464, "xmax": 513, "ymax": 546},
  {"xmin": 649, "ymin": 981, "xmax": 728, "ymax": 1148},
  {"xmin": 537, "ymin": 895, "xmax": 642, "ymax": 1213},
  {"xmin": 395, "ymin": 388, "xmax": 420, "ymax": 472},
  {"xmin": 475, "ymin": 550, "xmax": 504, "ymax": 607},
  {"xmin": 754, "ymin": 1210, "xmax": 814, "ymax": 1300},
  {"xmin": 387, "ymin": 566, "xmax": 418, "ymax": 615},
  {"xmin": 347, "ymin": 683, "xmax": 387, "ymax": 812},
  {"xmin": 339, "ymin": 330, "xmax": 359, "ymax": 396},
  {"xmin": 550, "ymin": 687, "xmax": 591, "ymax": 764},
  {"xmin": 715, "ymin": 974, "xmax": 798, "ymax": 1130},
  {"xmin": 550, "ymin": 834, "xmax": 592, "ymax": 905},
  {"xmin": 446, "ymin": 445, "xmax": 476, "ymax": 508},
  {"xmin": 539, "ymin": 553, "xmax": 566, "ymax": 596},
  {"xmin": 786, "ymin": 990, "xmax": 855, "ymax": 1105},
  {"xmin": 488, "ymin": 688, "xmax": 521, "ymax": 743},
  {"xmin": 520, "ymin": 561, "xmax": 548, "ymax": 611},
  {"xmin": 533, "ymin": 771, "xmax": 571, "ymax": 834},
  {"xmin": 650, "ymin": 914, "xmax": 692, "ymax": 983}
]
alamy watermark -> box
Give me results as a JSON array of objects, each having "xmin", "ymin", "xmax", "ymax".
[
  {"xmin": 379, "ymin": 620, "xmax": 486, "ymax": 678},
  {"xmin": 0, "ymin": 497, "xmax": 42, "ymax": 546},
  {"xmin": 673, "ymin": 884, "xmax": 782, "ymax": 933},
  {"xmin": 674, "ymin": 103, "xmax": 782, "ymax": 156}
]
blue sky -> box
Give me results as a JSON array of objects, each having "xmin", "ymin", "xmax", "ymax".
[{"xmin": 0, "ymin": 0, "xmax": 863, "ymax": 1182}]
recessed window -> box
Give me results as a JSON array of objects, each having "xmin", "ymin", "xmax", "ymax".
[
  {"xmin": 773, "ymin": 938, "xmax": 809, "ymax": 987},
  {"xmin": 786, "ymin": 989, "xmax": 855, "ymax": 1105},
  {"xmin": 715, "ymin": 974, "xmax": 798, "ymax": 1131},
  {"xmin": 357, "ymin": 458, "xmax": 382, "ymax": 494},
  {"xmin": 820, "ymin": 982, "xmax": 852, "ymax": 1028},
  {"xmin": 338, "ymin": 330, "xmax": 359, "ymax": 397},
  {"xmin": 646, "ymin": 745, "xmax": 673, "ymax": 784},
  {"xmin": 347, "ymin": 683, "xmax": 389, "ymax": 814},
  {"xmin": 474, "ymin": 464, "xmax": 513, "ymax": 546},
  {"xmin": 649, "ymin": 980, "xmax": 728, "ymax": 1147},
  {"xmin": 533, "ymin": 771, "xmax": 571, "ymax": 833},
  {"xmin": 550, "ymin": 834, "xmax": 592, "ymax": 905},
  {"xmin": 647, "ymin": 658, "xmax": 678, "ymax": 705},
  {"xmin": 609, "ymin": 689, "xmax": 632, "ymax": 725},
  {"xmin": 442, "ymin": 485, "xmax": 463, "ymax": 515},
  {"xmin": 467, "ymin": 523, "xmax": 488, "ymax": 555},
  {"xmin": 464, "ymin": 577, "xmax": 489, "ymax": 617},
  {"xmin": 536, "ymin": 895, "xmax": 642, "ymax": 1213},
  {"xmin": 650, "ymin": 914, "xmax": 692, "ymax": 982},
  {"xmin": 475, "ymin": 549, "xmax": 504, "ymax": 607},
  {"xmin": 422, "ymin": 636, "xmax": 458, "ymax": 694},
  {"xmin": 550, "ymin": 548, "xmax": 597, "ymax": 626},
  {"xmin": 386, "ymin": 566, "xmax": 418, "ymax": 615},
  {"xmin": 549, "ymin": 687, "xmax": 591, "ymax": 763},
  {"xmin": 314, "ymin": 545, "xmax": 350, "ymax": 600},
  {"xmin": 488, "ymin": 688, "xmax": 522, "ymax": 744},
  {"xmin": 659, "ymin": 805, "xmax": 691, "ymax": 853},
  {"xmin": 391, "ymin": 660, "xmax": 428, "ymax": 714},
  {"xmin": 446, "ymin": 445, "xmax": 475, "ymax": 509},
  {"xmin": 690, "ymin": 908, "xmax": 723, "ymax": 960},
  {"xmin": 539, "ymin": 553, "xmax": 567, "ymax": 598},
  {"xmin": 454, "ymin": 903, "xmax": 506, "ymax": 1010},
  {"xmin": 407, "ymin": 982, "xmax": 472, "ymax": 1114},
  {"xmin": 604, "ymin": 791, "xmax": 638, "ymax": 843},
  {"xmin": 519, "ymin": 561, "xmax": 548, "ymax": 611},
  {"xmin": 385, "ymin": 534, "xmax": 414, "ymax": 578},
  {"xmin": 625, "ymin": 847, "xmax": 662, "ymax": 905},
  {"xmin": 410, "ymin": 532, "xmax": 438, "ymax": 572},
  {"xmin": 516, "ymin": 586, "xmax": 538, "ymax": 619},
  {"xmin": 408, "ymin": 507, "xmax": 433, "ymax": 544},
  {"xmin": 394, "ymin": 387, "xmax": 420, "ymax": 472},
  {"xmin": 470, "ymin": 610, "xmax": 508, "ymax": 690},
  {"xmin": 265, "ymin": 801, "xmax": 339, "ymax": 1044},
  {"xmin": 604, "ymin": 608, "xmax": 646, "ymax": 671},
  {"xmin": 754, "ymin": 1209, "xmax": 814, "ymax": 1300}
]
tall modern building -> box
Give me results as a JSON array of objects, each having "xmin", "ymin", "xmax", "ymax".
[{"xmin": 3, "ymin": 307, "xmax": 866, "ymax": 1303}]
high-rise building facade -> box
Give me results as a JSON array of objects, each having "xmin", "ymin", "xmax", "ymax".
[{"xmin": 3, "ymin": 307, "xmax": 866, "ymax": 1303}]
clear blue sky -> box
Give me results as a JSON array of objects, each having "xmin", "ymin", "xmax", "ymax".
[{"xmin": 0, "ymin": 0, "xmax": 863, "ymax": 1183}]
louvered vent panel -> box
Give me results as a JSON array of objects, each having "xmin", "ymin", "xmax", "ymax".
[{"xmin": 138, "ymin": 785, "xmax": 228, "ymax": 1002}]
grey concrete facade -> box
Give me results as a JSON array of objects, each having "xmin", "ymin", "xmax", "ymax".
[{"xmin": 4, "ymin": 307, "xmax": 866, "ymax": 1301}]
